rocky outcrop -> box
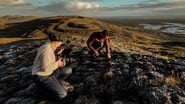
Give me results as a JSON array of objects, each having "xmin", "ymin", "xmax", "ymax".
[{"xmin": 0, "ymin": 40, "xmax": 185, "ymax": 104}]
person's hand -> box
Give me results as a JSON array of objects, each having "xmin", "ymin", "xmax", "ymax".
[
  {"xmin": 57, "ymin": 48, "xmax": 64, "ymax": 55},
  {"xmin": 107, "ymin": 53, "xmax": 111, "ymax": 59},
  {"xmin": 106, "ymin": 70, "xmax": 114, "ymax": 78},
  {"xmin": 57, "ymin": 58, "xmax": 64, "ymax": 68},
  {"xmin": 94, "ymin": 50, "xmax": 99, "ymax": 57}
]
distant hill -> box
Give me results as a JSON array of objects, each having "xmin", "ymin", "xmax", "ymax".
[
  {"xmin": 0, "ymin": 15, "xmax": 184, "ymax": 59},
  {"xmin": 1, "ymin": 15, "xmax": 38, "ymax": 23}
]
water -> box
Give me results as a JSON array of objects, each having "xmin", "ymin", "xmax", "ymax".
[
  {"xmin": 139, "ymin": 22, "xmax": 185, "ymax": 34},
  {"xmin": 140, "ymin": 24, "xmax": 162, "ymax": 30}
]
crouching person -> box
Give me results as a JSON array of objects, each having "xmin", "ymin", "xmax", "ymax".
[
  {"xmin": 87, "ymin": 30, "xmax": 111, "ymax": 59},
  {"xmin": 32, "ymin": 33, "xmax": 73, "ymax": 100}
]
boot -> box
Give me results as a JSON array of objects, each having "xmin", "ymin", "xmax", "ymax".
[{"xmin": 61, "ymin": 81, "xmax": 74, "ymax": 92}]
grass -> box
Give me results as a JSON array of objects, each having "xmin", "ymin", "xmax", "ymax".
[
  {"xmin": 0, "ymin": 16, "xmax": 184, "ymax": 59},
  {"xmin": 165, "ymin": 75, "xmax": 180, "ymax": 85},
  {"xmin": 0, "ymin": 37, "xmax": 45, "ymax": 45}
]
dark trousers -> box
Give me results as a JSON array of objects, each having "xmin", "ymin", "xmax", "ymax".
[
  {"xmin": 92, "ymin": 41, "xmax": 104, "ymax": 51},
  {"xmin": 89, "ymin": 41, "xmax": 105, "ymax": 56},
  {"xmin": 33, "ymin": 66, "xmax": 72, "ymax": 100}
]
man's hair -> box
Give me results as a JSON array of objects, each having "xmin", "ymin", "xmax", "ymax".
[
  {"xmin": 48, "ymin": 33, "xmax": 61, "ymax": 41},
  {"xmin": 102, "ymin": 30, "xmax": 108, "ymax": 36},
  {"xmin": 97, "ymin": 30, "xmax": 108, "ymax": 39}
]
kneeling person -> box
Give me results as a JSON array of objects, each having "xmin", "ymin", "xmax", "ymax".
[{"xmin": 32, "ymin": 33, "xmax": 73, "ymax": 100}]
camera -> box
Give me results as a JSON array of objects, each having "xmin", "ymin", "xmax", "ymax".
[{"xmin": 55, "ymin": 44, "xmax": 72, "ymax": 65}]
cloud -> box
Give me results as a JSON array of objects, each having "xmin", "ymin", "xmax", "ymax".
[
  {"xmin": 0, "ymin": 0, "xmax": 184, "ymax": 17},
  {"xmin": 90, "ymin": 0, "xmax": 185, "ymax": 17},
  {"xmin": 0, "ymin": 0, "xmax": 24, "ymax": 5},
  {"xmin": 65, "ymin": 1, "xmax": 99, "ymax": 10},
  {"xmin": 35, "ymin": 0, "xmax": 100, "ymax": 16},
  {"xmin": 122, "ymin": 0, "xmax": 185, "ymax": 10},
  {"xmin": 151, "ymin": 7, "xmax": 185, "ymax": 16},
  {"xmin": 0, "ymin": 0, "xmax": 33, "ymax": 7},
  {"xmin": 97, "ymin": 0, "xmax": 185, "ymax": 12},
  {"xmin": 37, "ymin": 0, "xmax": 100, "ymax": 11},
  {"xmin": 72, "ymin": 0, "xmax": 102, "ymax": 1},
  {"xmin": 31, "ymin": 0, "xmax": 185, "ymax": 17}
]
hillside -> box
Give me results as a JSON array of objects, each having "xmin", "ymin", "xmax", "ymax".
[
  {"xmin": 0, "ymin": 16, "xmax": 185, "ymax": 104},
  {"xmin": 0, "ymin": 38, "xmax": 185, "ymax": 104},
  {"xmin": 0, "ymin": 16, "xmax": 184, "ymax": 59}
]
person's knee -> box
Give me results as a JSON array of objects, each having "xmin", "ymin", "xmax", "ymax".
[
  {"xmin": 57, "ymin": 91, "xmax": 67, "ymax": 100},
  {"xmin": 64, "ymin": 67, "xmax": 72, "ymax": 75}
]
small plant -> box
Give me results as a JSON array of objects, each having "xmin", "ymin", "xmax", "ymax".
[{"xmin": 165, "ymin": 75, "xmax": 180, "ymax": 85}]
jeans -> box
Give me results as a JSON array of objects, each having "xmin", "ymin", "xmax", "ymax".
[{"xmin": 33, "ymin": 66, "xmax": 72, "ymax": 100}]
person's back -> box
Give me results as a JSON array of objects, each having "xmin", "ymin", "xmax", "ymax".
[{"xmin": 87, "ymin": 32, "xmax": 100, "ymax": 44}]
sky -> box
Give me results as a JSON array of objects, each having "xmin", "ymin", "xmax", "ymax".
[{"xmin": 0, "ymin": 0, "xmax": 185, "ymax": 18}]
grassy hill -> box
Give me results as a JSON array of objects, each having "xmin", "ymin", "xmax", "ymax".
[{"xmin": 0, "ymin": 15, "xmax": 184, "ymax": 59}]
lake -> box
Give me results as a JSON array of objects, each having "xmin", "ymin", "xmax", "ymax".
[{"xmin": 139, "ymin": 22, "xmax": 185, "ymax": 34}]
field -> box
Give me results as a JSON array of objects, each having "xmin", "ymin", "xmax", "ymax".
[
  {"xmin": 0, "ymin": 15, "xmax": 185, "ymax": 59},
  {"xmin": 98, "ymin": 17, "xmax": 185, "ymax": 59}
]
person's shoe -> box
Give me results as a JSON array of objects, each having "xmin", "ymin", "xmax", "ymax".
[
  {"xmin": 104, "ymin": 69, "xmax": 114, "ymax": 79},
  {"xmin": 61, "ymin": 81, "xmax": 74, "ymax": 92}
]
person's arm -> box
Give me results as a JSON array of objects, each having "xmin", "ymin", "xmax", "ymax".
[
  {"xmin": 41, "ymin": 48, "xmax": 59, "ymax": 72},
  {"xmin": 87, "ymin": 32, "xmax": 101, "ymax": 56},
  {"xmin": 105, "ymin": 36, "xmax": 111, "ymax": 59},
  {"xmin": 88, "ymin": 39, "xmax": 99, "ymax": 56},
  {"xmin": 88, "ymin": 39, "xmax": 95, "ymax": 52}
]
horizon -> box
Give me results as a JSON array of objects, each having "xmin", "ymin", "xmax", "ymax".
[
  {"xmin": 1, "ymin": 15, "xmax": 185, "ymax": 20},
  {"xmin": 0, "ymin": 0, "xmax": 184, "ymax": 18}
]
